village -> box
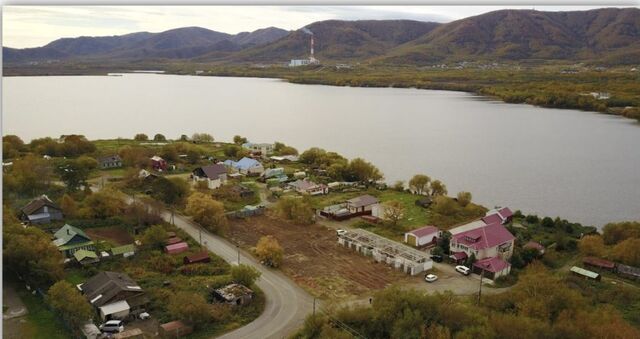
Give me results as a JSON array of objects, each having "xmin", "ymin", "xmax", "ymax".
[{"xmin": 3, "ymin": 133, "xmax": 640, "ymax": 339}]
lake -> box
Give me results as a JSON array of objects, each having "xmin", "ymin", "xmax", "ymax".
[{"xmin": 3, "ymin": 74, "xmax": 640, "ymax": 227}]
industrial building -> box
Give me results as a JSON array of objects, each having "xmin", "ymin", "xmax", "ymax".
[
  {"xmin": 338, "ymin": 229, "xmax": 432, "ymax": 276},
  {"xmin": 289, "ymin": 28, "xmax": 320, "ymax": 67}
]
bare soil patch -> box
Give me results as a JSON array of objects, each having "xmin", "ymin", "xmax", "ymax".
[
  {"xmin": 228, "ymin": 216, "xmax": 415, "ymax": 299},
  {"xmin": 85, "ymin": 226, "xmax": 134, "ymax": 246}
]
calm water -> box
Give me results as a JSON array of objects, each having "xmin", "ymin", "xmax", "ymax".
[{"xmin": 3, "ymin": 74, "xmax": 640, "ymax": 227}]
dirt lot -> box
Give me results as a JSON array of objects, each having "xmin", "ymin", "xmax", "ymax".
[
  {"xmin": 85, "ymin": 226, "xmax": 134, "ymax": 246},
  {"xmin": 228, "ymin": 216, "xmax": 416, "ymax": 300}
]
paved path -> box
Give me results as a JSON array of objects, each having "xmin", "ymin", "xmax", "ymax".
[{"xmin": 127, "ymin": 194, "xmax": 314, "ymax": 339}]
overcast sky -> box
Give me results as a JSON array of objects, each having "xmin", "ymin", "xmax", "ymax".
[{"xmin": 2, "ymin": 5, "xmax": 636, "ymax": 48}]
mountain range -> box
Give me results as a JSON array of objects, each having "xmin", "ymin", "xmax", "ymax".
[{"xmin": 4, "ymin": 8, "xmax": 639, "ymax": 65}]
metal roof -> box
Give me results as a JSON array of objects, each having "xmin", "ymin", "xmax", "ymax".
[
  {"xmin": 99, "ymin": 300, "xmax": 130, "ymax": 316},
  {"xmin": 570, "ymin": 266, "xmax": 600, "ymax": 279}
]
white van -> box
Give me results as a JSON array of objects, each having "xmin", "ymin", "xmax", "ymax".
[{"xmin": 99, "ymin": 320, "xmax": 124, "ymax": 333}]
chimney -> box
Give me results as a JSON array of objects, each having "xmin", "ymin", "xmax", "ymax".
[{"xmin": 67, "ymin": 228, "xmax": 70, "ymax": 235}]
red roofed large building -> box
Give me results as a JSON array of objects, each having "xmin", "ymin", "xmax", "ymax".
[{"xmin": 451, "ymin": 222, "xmax": 515, "ymax": 260}]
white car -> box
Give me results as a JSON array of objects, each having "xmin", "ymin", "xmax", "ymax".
[
  {"xmin": 455, "ymin": 265, "xmax": 471, "ymax": 276},
  {"xmin": 336, "ymin": 229, "xmax": 348, "ymax": 236},
  {"xmin": 99, "ymin": 320, "xmax": 124, "ymax": 333},
  {"xmin": 424, "ymin": 274, "xmax": 438, "ymax": 283},
  {"xmin": 139, "ymin": 312, "xmax": 151, "ymax": 320}
]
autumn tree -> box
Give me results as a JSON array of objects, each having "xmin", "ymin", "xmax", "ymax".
[
  {"xmin": 119, "ymin": 145, "xmax": 152, "ymax": 168},
  {"xmin": 160, "ymin": 144, "xmax": 179, "ymax": 162},
  {"xmin": 602, "ymin": 221, "xmax": 640, "ymax": 245},
  {"xmin": 611, "ymin": 238, "xmax": 640, "ymax": 266},
  {"xmin": 457, "ymin": 191, "xmax": 472, "ymax": 207},
  {"xmin": 141, "ymin": 224, "xmax": 168, "ymax": 250},
  {"xmin": 168, "ymin": 292, "xmax": 213, "ymax": 328},
  {"xmin": 47, "ymin": 281, "xmax": 93, "ymax": 330},
  {"xmin": 430, "ymin": 180, "xmax": 448, "ymax": 197},
  {"xmin": 185, "ymin": 192, "xmax": 227, "ymax": 234},
  {"xmin": 255, "ymin": 235, "xmax": 284, "ymax": 268},
  {"xmin": 578, "ymin": 235, "xmax": 606, "ymax": 257},
  {"xmin": 382, "ymin": 200, "xmax": 405, "ymax": 228},
  {"xmin": 3, "ymin": 135, "xmax": 25, "ymax": 159},
  {"xmin": 432, "ymin": 196, "xmax": 459, "ymax": 216},
  {"xmin": 59, "ymin": 194, "xmax": 78, "ymax": 218},
  {"xmin": 6, "ymin": 154, "xmax": 53, "ymax": 195},
  {"xmin": 78, "ymin": 188, "xmax": 126, "ymax": 219},
  {"xmin": 134, "ymin": 133, "xmax": 149, "ymax": 141},
  {"xmin": 347, "ymin": 158, "xmax": 383, "ymax": 183},
  {"xmin": 152, "ymin": 177, "xmax": 190, "ymax": 207},
  {"xmin": 409, "ymin": 174, "xmax": 431, "ymax": 195},
  {"xmin": 274, "ymin": 196, "xmax": 314, "ymax": 225},
  {"xmin": 231, "ymin": 264, "xmax": 262, "ymax": 286},
  {"xmin": 233, "ymin": 135, "xmax": 248, "ymax": 145}
]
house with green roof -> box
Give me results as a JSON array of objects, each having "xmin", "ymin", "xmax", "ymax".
[
  {"xmin": 74, "ymin": 249, "xmax": 99, "ymax": 265},
  {"xmin": 110, "ymin": 244, "xmax": 136, "ymax": 258},
  {"xmin": 53, "ymin": 224, "xmax": 94, "ymax": 257}
]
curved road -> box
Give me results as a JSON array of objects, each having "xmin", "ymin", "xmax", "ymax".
[{"xmin": 158, "ymin": 209, "xmax": 314, "ymax": 339}]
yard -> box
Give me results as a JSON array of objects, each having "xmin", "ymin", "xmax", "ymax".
[
  {"xmin": 85, "ymin": 225, "xmax": 135, "ymax": 246},
  {"xmin": 227, "ymin": 215, "xmax": 417, "ymax": 300}
]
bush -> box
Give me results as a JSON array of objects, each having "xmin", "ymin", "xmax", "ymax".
[{"xmin": 230, "ymin": 264, "xmax": 262, "ymax": 286}]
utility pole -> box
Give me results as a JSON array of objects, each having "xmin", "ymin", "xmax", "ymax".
[
  {"xmin": 313, "ymin": 297, "xmax": 316, "ymax": 315},
  {"xmin": 199, "ymin": 228, "xmax": 202, "ymax": 247},
  {"xmin": 237, "ymin": 244, "xmax": 240, "ymax": 264},
  {"xmin": 477, "ymin": 268, "xmax": 484, "ymax": 305}
]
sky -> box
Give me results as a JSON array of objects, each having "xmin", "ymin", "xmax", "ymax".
[{"xmin": 2, "ymin": 4, "xmax": 637, "ymax": 48}]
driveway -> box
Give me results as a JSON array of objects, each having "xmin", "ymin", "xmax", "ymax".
[{"xmin": 131, "ymin": 194, "xmax": 314, "ymax": 339}]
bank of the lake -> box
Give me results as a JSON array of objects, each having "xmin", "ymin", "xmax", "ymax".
[{"xmin": 3, "ymin": 74, "xmax": 640, "ymax": 226}]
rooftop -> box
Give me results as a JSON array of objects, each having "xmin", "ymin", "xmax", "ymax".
[
  {"xmin": 21, "ymin": 194, "xmax": 60, "ymax": 215},
  {"xmin": 347, "ymin": 195, "xmax": 379, "ymax": 208},
  {"xmin": 451, "ymin": 222, "xmax": 515, "ymax": 250},
  {"xmin": 473, "ymin": 256, "xmax": 510, "ymax": 273},
  {"xmin": 407, "ymin": 225, "xmax": 439, "ymax": 238}
]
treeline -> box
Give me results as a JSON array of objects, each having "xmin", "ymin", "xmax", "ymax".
[
  {"xmin": 299, "ymin": 147, "xmax": 383, "ymax": 183},
  {"xmin": 294, "ymin": 263, "xmax": 640, "ymax": 339},
  {"xmin": 579, "ymin": 221, "xmax": 640, "ymax": 267}
]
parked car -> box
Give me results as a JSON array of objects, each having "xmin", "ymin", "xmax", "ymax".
[
  {"xmin": 430, "ymin": 254, "xmax": 443, "ymax": 262},
  {"xmin": 455, "ymin": 265, "xmax": 471, "ymax": 276},
  {"xmin": 424, "ymin": 274, "xmax": 438, "ymax": 283},
  {"xmin": 99, "ymin": 320, "xmax": 124, "ymax": 333},
  {"xmin": 336, "ymin": 229, "xmax": 347, "ymax": 236},
  {"xmin": 139, "ymin": 312, "xmax": 151, "ymax": 320}
]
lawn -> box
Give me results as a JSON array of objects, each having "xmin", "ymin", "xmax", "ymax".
[{"xmin": 16, "ymin": 288, "xmax": 70, "ymax": 339}]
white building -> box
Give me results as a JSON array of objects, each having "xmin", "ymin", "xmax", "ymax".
[{"xmin": 404, "ymin": 226, "xmax": 440, "ymax": 247}]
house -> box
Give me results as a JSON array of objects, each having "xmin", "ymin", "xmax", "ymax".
[
  {"xmin": 78, "ymin": 271, "xmax": 147, "ymax": 320},
  {"xmin": 346, "ymin": 195, "xmax": 379, "ymax": 214},
  {"xmin": 288, "ymin": 179, "xmax": 329, "ymax": 195},
  {"xmin": 165, "ymin": 242, "xmax": 189, "ymax": 254},
  {"xmin": 583, "ymin": 256, "xmax": 615, "ymax": 271},
  {"xmin": 270, "ymin": 155, "xmax": 299, "ymax": 162},
  {"xmin": 183, "ymin": 251, "xmax": 210, "ymax": 265},
  {"xmin": 159, "ymin": 321, "xmax": 193, "ymax": 338},
  {"xmin": 150, "ymin": 156, "xmax": 167, "ymax": 171},
  {"xmin": 472, "ymin": 256, "xmax": 512, "ymax": 280},
  {"xmin": 570, "ymin": 266, "xmax": 601, "ymax": 281},
  {"xmin": 523, "ymin": 241, "xmax": 545, "ymax": 255},
  {"xmin": 53, "ymin": 224, "xmax": 95, "ymax": 257},
  {"xmin": 404, "ymin": 226, "xmax": 439, "ymax": 247},
  {"xmin": 262, "ymin": 167, "xmax": 285, "ymax": 179},
  {"xmin": 110, "ymin": 244, "xmax": 136, "ymax": 258},
  {"xmin": 74, "ymin": 249, "xmax": 100, "ymax": 266},
  {"xmin": 224, "ymin": 157, "xmax": 264, "ymax": 175},
  {"xmin": 138, "ymin": 169, "xmax": 158, "ymax": 182},
  {"xmin": 192, "ymin": 164, "xmax": 228, "ymax": 189},
  {"xmin": 98, "ymin": 155, "xmax": 122, "ymax": 169},
  {"xmin": 616, "ymin": 264, "xmax": 640, "ymax": 281},
  {"xmin": 242, "ymin": 142, "xmax": 274, "ymax": 156},
  {"xmin": 449, "ymin": 222, "xmax": 515, "ymax": 262},
  {"xmin": 482, "ymin": 207, "xmax": 514, "ymax": 225},
  {"xmin": 20, "ymin": 194, "xmax": 64, "ymax": 224},
  {"xmin": 212, "ymin": 284, "xmax": 254, "ymax": 306}
]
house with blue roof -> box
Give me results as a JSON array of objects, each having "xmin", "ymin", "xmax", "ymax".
[{"xmin": 224, "ymin": 157, "xmax": 264, "ymax": 175}]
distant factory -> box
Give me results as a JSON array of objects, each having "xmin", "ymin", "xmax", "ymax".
[{"xmin": 289, "ymin": 28, "xmax": 320, "ymax": 67}]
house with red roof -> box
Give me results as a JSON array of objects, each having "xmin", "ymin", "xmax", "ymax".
[
  {"xmin": 449, "ymin": 222, "xmax": 515, "ymax": 264},
  {"xmin": 482, "ymin": 207, "xmax": 514, "ymax": 225},
  {"xmin": 472, "ymin": 256, "xmax": 512, "ymax": 279},
  {"xmin": 404, "ymin": 225, "xmax": 440, "ymax": 247}
]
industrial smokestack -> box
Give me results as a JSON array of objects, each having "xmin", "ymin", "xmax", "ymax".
[
  {"xmin": 311, "ymin": 35, "xmax": 314, "ymax": 57},
  {"xmin": 300, "ymin": 27, "xmax": 313, "ymax": 35}
]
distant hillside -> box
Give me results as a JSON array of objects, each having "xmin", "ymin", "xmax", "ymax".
[
  {"xmin": 3, "ymin": 26, "xmax": 288, "ymax": 62},
  {"xmin": 4, "ymin": 8, "xmax": 639, "ymax": 66},
  {"xmin": 380, "ymin": 8, "xmax": 640, "ymax": 64}
]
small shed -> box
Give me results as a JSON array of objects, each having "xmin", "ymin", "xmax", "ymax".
[
  {"xmin": 570, "ymin": 266, "xmax": 601, "ymax": 281},
  {"xmin": 212, "ymin": 283, "xmax": 254, "ymax": 306},
  {"xmin": 523, "ymin": 241, "xmax": 545, "ymax": 254},
  {"xmin": 583, "ymin": 256, "xmax": 615, "ymax": 271},
  {"xmin": 74, "ymin": 249, "xmax": 99, "ymax": 266},
  {"xmin": 404, "ymin": 225, "xmax": 439, "ymax": 247},
  {"xmin": 165, "ymin": 242, "xmax": 189, "ymax": 254},
  {"xmin": 98, "ymin": 300, "xmax": 130, "ymax": 320},
  {"xmin": 159, "ymin": 320, "xmax": 193, "ymax": 338},
  {"xmin": 111, "ymin": 244, "xmax": 136, "ymax": 258},
  {"xmin": 616, "ymin": 264, "xmax": 640, "ymax": 281},
  {"xmin": 183, "ymin": 251, "xmax": 211, "ymax": 265},
  {"xmin": 166, "ymin": 237, "xmax": 183, "ymax": 245}
]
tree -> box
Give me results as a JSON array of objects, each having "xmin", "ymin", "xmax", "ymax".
[
  {"xmin": 611, "ymin": 238, "xmax": 640, "ymax": 266},
  {"xmin": 231, "ymin": 264, "xmax": 262, "ymax": 286},
  {"xmin": 168, "ymin": 292, "xmax": 213, "ymax": 328},
  {"xmin": 78, "ymin": 188, "xmax": 126, "ymax": 219},
  {"xmin": 433, "ymin": 196, "xmax": 459, "ymax": 216},
  {"xmin": 274, "ymin": 196, "xmax": 314, "ymax": 225},
  {"xmin": 56, "ymin": 135, "xmax": 96, "ymax": 157},
  {"xmin": 602, "ymin": 221, "xmax": 640, "ymax": 245},
  {"xmin": 6, "ymin": 155, "xmax": 53, "ymax": 195},
  {"xmin": 47, "ymin": 281, "xmax": 93, "ymax": 330},
  {"xmin": 541, "ymin": 217, "xmax": 555, "ymax": 228},
  {"xmin": 186, "ymin": 148, "xmax": 202, "ymax": 164},
  {"xmin": 134, "ymin": 133, "xmax": 149, "ymax": 141},
  {"xmin": 119, "ymin": 145, "xmax": 152, "ymax": 168},
  {"xmin": 409, "ymin": 174, "xmax": 431, "ymax": 195},
  {"xmin": 59, "ymin": 194, "xmax": 77, "ymax": 218},
  {"xmin": 274, "ymin": 142, "xmax": 298, "ymax": 155},
  {"xmin": 153, "ymin": 133, "xmax": 166, "ymax": 141},
  {"xmin": 578, "ymin": 235, "xmax": 606, "ymax": 257},
  {"xmin": 141, "ymin": 225, "xmax": 168, "ymax": 250},
  {"xmin": 255, "ymin": 235, "xmax": 284, "ymax": 267},
  {"xmin": 224, "ymin": 144, "xmax": 247, "ymax": 158},
  {"xmin": 192, "ymin": 133, "xmax": 214, "ymax": 143},
  {"xmin": 185, "ymin": 192, "xmax": 228, "ymax": 234},
  {"xmin": 160, "ymin": 144, "xmax": 179, "ymax": 162},
  {"xmin": 347, "ymin": 158, "xmax": 383, "ymax": 183},
  {"xmin": 233, "ymin": 135, "xmax": 248, "ymax": 145},
  {"xmin": 457, "ymin": 191, "xmax": 472, "ymax": 207},
  {"xmin": 392, "ymin": 181, "xmax": 405, "ymax": 192},
  {"xmin": 430, "ymin": 180, "xmax": 448, "ymax": 197},
  {"xmin": 3, "ymin": 135, "xmax": 25, "ymax": 159},
  {"xmin": 57, "ymin": 156, "xmax": 97, "ymax": 192},
  {"xmin": 382, "ymin": 200, "xmax": 405, "ymax": 228},
  {"xmin": 152, "ymin": 177, "xmax": 190, "ymax": 206}
]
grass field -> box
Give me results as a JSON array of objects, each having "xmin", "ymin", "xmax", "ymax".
[{"xmin": 16, "ymin": 288, "xmax": 70, "ymax": 339}]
